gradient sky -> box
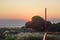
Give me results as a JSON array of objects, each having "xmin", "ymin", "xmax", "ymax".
[{"xmin": 0, "ymin": 0, "xmax": 60, "ymax": 22}]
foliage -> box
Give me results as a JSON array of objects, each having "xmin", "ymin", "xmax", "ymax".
[
  {"xmin": 25, "ymin": 16, "xmax": 60, "ymax": 32},
  {"xmin": 4, "ymin": 32, "xmax": 60, "ymax": 40},
  {"xmin": 25, "ymin": 16, "xmax": 45, "ymax": 32}
]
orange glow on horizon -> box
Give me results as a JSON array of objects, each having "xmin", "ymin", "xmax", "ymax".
[{"xmin": 0, "ymin": 0, "xmax": 60, "ymax": 21}]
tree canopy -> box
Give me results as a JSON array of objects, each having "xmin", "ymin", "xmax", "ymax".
[{"xmin": 25, "ymin": 16, "xmax": 60, "ymax": 32}]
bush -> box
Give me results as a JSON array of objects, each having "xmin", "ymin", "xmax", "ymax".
[{"xmin": 5, "ymin": 32, "xmax": 60, "ymax": 40}]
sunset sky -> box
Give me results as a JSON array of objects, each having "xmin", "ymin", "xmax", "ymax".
[{"xmin": 0, "ymin": 0, "xmax": 60, "ymax": 22}]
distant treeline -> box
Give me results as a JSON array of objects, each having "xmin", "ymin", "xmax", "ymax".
[{"xmin": 24, "ymin": 16, "xmax": 60, "ymax": 32}]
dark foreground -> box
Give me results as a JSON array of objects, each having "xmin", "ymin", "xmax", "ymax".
[{"xmin": 0, "ymin": 32, "xmax": 60, "ymax": 40}]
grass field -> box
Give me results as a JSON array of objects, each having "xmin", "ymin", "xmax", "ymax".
[{"xmin": 5, "ymin": 32, "xmax": 60, "ymax": 40}]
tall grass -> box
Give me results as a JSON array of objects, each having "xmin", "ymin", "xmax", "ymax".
[{"xmin": 5, "ymin": 32, "xmax": 60, "ymax": 40}]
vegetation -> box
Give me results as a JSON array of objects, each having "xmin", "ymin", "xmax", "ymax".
[
  {"xmin": 5, "ymin": 32, "xmax": 60, "ymax": 40},
  {"xmin": 25, "ymin": 16, "xmax": 60, "ymax": 32},
  {"xmin": 0, "ymin": 16, "xmax": 60, "ymax": 40}
]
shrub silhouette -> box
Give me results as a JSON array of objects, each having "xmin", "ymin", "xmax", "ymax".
[
  {"xmin": 25, "ymin": 16, "xmax": 45, "ymax": 32},
  {"xmin": 25, "ymin": 16, "xmax": 60, "ymax": 32}
]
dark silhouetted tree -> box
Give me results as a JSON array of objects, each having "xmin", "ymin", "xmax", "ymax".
[
  {"xmin": 25, "ymin": 16, "xmax": 45, "ymax": 32},
  {"xmin": 25, "ymin": 16, "xmax": 60, "ymax": 32},
  {"xmin": 56, "ymin": 22, "xmax": 60, "ymax": 32}
]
